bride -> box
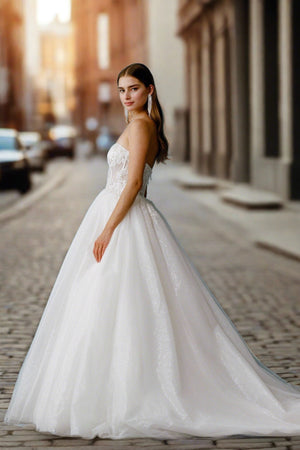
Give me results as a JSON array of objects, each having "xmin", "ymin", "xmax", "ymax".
[{"xmin": 4, "ymin": 63, "xmax": 300, "ymax": 440}]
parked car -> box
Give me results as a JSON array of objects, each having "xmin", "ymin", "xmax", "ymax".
[
  {"xmin": 0, "ymin": 128, "xmax": 31, "ymax": 194},
  {"xmin": 19, "ymin": 131, "xmax": 47, "ymax": 172},
  {"xmin": 47, "ymin": 125, "xmax": 77, "ymax": 159}
]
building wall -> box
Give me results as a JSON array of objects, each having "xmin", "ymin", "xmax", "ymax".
[
  {"xmin": 22, "ymin": 0, "xmax": 41, "ymax": 130},
  {"xmin": 249, "ymin": 0, "xmax": 300, "ymax": 200},
  {"xmin": 146, "ymin": 0, "xmax": 186, "ymax": 154},
  {"xmin": 177, "ymin": 0, "xmax": 238, "ymax": 177},
  {"xmin": 72, "ymin": 0, "xmax": 148, "ymax": 138},
  {"xmin": 38, "ymin": 17, "xmax": 75, "ymax": 126},
  {"xmin": 0, "ymin": 0, "xmax": 26, "ymax": 129},
  {"xmin": 177, "ymin": 0, "xmax": 300, "ymax": 200}
]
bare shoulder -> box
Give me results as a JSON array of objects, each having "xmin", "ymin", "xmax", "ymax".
[{"xmin": 128, "ymin": 117, "xmax": 156, "ymax": 140}]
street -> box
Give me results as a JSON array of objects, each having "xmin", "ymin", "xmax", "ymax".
[{"xmin": 0, "ymin": 153, "xmax": 300, "ymax": 449}]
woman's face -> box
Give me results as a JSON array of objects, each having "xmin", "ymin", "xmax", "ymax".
[{"xmin": 118, "ymin": 76, "xmax": 152, "ymax": 113}]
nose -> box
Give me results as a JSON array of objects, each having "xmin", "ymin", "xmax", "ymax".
[{"xmin": 125, "ymin": 90, "xmax": 131, "ymax": 99}]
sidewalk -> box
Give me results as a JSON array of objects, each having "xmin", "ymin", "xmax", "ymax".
[{"xmin": 159, "ymin": 161, "xmax": 300, "ymax": 262}]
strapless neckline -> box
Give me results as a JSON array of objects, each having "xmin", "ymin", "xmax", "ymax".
[{"xmin": 115, "ymin": 142, "xmax": 153, "ymax": 171}]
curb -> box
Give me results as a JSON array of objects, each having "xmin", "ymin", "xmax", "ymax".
[
  {"xmin": 169, "ymin": 173, "xmax": 300, "ymax": 264},
  {"xmin": 0, "ymin": 165, "xmax": 72, "ymax": 225},
  {"xmin": 255, "ymin": 240, "xmax": 300, "ymax": 262}
]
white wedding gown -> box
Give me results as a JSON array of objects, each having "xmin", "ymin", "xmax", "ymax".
[{"xmin": 4, "ymin": 142, "xmax": 300, "ymax": 439}]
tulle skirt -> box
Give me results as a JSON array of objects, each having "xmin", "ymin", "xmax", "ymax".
[{"xmin": 4, "ymin": 188, "xmax": 300, "ymax": 439}]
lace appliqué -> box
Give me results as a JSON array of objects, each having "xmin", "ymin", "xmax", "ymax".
[{"xmin": 105, "ymin": 143, "xmax": 152, "ymax": 198}]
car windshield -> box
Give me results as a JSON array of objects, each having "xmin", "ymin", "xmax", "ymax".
[
  {"xmin": 19, "ymin": 133, "xmax": 40, "ymax": 145},
  {"xmin": 0, "ymin": 136, "xmax": 18, "ymax": 150}
]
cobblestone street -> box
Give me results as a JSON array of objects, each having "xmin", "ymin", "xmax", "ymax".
[{"xmin": 0, "ymin": 155, "xmax": 300, "ymax": 449}]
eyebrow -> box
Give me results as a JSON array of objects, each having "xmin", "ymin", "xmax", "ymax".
[{"xmin": 118, "ymin": 84, "xmax": 140, "ymax": 89}]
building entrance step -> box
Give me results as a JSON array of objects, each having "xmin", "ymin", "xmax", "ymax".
[
  {"xmin": 173, "ymin": 168, "xmax": 217, "ymax": 190},
  {"xmin": 221, "ymin": 184, "xmax": 283, "ymax": 209}
]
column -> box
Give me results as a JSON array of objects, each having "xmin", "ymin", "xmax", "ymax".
[
  {"xmin": 230, "ymin": 0, "xmax": 250, "ymax": 182},
  {"xmin": 213, "ymin": 13, "xmax": 231, "ymax": 179},
  {"xmin": 290, "ymin": 0, "xmax": 300, "ymax": 198},
  {"xmin": 189, "ymin": 32, "xmax": 201, "ymax": 172},
  {"xmin": 200, "ymin": 21, "xmax": 214, "ymax": 175},
  {"xmin": 278, "ymin": 0, "xmax": 292, "ymax": 198},
  {"xmin": 249, "ymin": 0, "xmax": 265, "ymax": 178}
]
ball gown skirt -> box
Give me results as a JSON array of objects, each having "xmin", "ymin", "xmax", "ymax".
[{"xmin": 4, "ymin": 142, "xmax": 300, "ymax": 439}]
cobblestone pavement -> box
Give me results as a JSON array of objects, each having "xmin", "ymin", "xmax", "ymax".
[
  {"xmin": 0, "ymin": 157, "xmax": 71, "ymax": 214},
  {"xmin": 0, "ymin": 155, "xmax": 300, "ymax": 449}
]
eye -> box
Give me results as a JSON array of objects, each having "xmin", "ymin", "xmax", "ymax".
[{"xmin": 131, "ymin": 87, "xmax": 138, "ymax": 91}]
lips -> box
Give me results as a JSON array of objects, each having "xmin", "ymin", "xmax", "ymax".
[{"xmin": 125, "ymin": 102, "xmax": 133, "ymax": 106}]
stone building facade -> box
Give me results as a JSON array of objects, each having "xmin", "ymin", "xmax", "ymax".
[
  {"xmin": 145, "ymin": 0, "xmax": 185, "ymax": 151},
  {"xmin": 71, "ymin": 0, "xmax": 148, "ymax": 137},
  {"xmin": 177, "ymin": 0, "xmax": 300, "ymax": 200},
  {"xmin": 0, "ymin": 0, "xmax": 25, "ymax": 129}
]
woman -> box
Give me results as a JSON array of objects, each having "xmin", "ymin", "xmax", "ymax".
[{"xmin": 4, "ymin": 63, "xmax": 300, "ymax": 440}]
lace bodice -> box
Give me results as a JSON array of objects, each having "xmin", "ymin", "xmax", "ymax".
[{"xmin": 105, "ymin": 142, "xmax": 152, "ymax": 197}]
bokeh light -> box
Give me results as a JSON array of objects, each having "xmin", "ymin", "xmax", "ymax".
[{"xmin": 36, "ymin": 0, "xmax": 71, "ymax": 25}]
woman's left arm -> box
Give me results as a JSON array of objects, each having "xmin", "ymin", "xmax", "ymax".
[{"xmin": 93, "ymin": 119, "xmax": 151, "ymax": 263}]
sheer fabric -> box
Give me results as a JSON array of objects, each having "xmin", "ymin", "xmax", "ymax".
[{"xmin": 4, "ymin": 143, "xmax": 300, "ymax": 439}]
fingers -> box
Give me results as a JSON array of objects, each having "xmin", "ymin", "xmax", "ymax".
[
  {"xmin": 93, "ymin": 241, "xmax": 100, "ymax": 262},
  {"xmin": 93, "ymin": 242, "xmax": 105, "ymax": 263},
  {"xmin": 96, "ymin": 243, "xmax": 101, "ymax": 263},
  {"xmin": 98, "ymin": 244, "xmax": 102, "ymax": 262},
  {"xmin": 99, "ymin": 243, "xmax": 107, "ymax": 262},
  {"xmin": 93, "ymin": 242, "xmax": 98, "ymax": 262},
  {"xmin": 100, "ymin": 243, "xmax": 107, "ymax": 260},
  {"xmin": 93, "ymin": 237, "xmax": 110, "ymax": 263}
]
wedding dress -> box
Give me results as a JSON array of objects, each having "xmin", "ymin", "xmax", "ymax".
[{"xmin": 4, "ymin": 142, "xmax": 300, "ymax": 440}]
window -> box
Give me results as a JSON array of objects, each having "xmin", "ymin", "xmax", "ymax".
[{"xmin": 97, "ymin": 13, "xmax": 110, "ymax": 69}]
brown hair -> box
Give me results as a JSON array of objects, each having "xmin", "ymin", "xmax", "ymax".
[{"xmin": 117, "ymin": 63, "xmax": 169, "ymax": 164}]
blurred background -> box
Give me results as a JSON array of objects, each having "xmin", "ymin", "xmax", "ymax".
[{"xmin": 0, "ymin": 0, "xmax": 299, "ymax": 201}]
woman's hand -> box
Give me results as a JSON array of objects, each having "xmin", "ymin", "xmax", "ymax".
[{"xmin": 93, "ymin": 229, "xmax": 113, "ymax": 263}]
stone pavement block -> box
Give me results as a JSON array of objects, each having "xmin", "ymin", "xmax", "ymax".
[
  {"xmin": 0, "ymin": 442, "xmax": 23, "ymax": 447},
  {"xmin": 0, "ymin": 425, "xmax": 20, "ymax": 431},
  {"xmin": 0, "ymin": 403, "xmax": 10, "ymax": 408},
  {"xmin": 163, "ymin": 446, "xmax": 215, "ymax": 450},
  {"xmin": 11, "ymin": 425, "xmax": 36, "ymax": 432},
  {"xmin": 92, "ymin": 445, "xmax": 166, "ymax": 449},
  {"xmin": 59, "ymin": 447, "xmax": 107, "ymax": 450},
  {"xmin": 215, "ymin": 442, "xmax": 274, "ymax": 448},
  {"xmin": 2, "ymin": 434, "xmax": 52, "ymax": 441},
  {"xmin": 129, "ymin": 438, "xmax": 166, "ymax": 446},
  {"xmin": 52, "ymin": 438, "xmax": 93, "ymax": 446},
  {"xmin": 11, "ymin": 431, "xmax": 52, "ymax": 437},
  {"xmin": 91, "ymin": 438, "xmax": 163, "ymax": 446},
  {"xmin": 23, "ymin": 440, "xmax": 53, "ymax": 446},
  {"xmin": 217, "ymin": 438, "xmax": 284, "ymax": 443},
  {"xmin": 166, "ymin": 439, "xmax": 213, "ymax": 446},
  {"xmin": 92, "ymin": 439, "xmax": 161, "ymax": 446},
  {"xmin": 270, "ymin": 448, "xmax": 289, "ymax": 450}
]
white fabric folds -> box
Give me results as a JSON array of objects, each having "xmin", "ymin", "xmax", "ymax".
[{"xmin": 4, "ymin": 143, "xmax": 300, "ymax": 439}]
